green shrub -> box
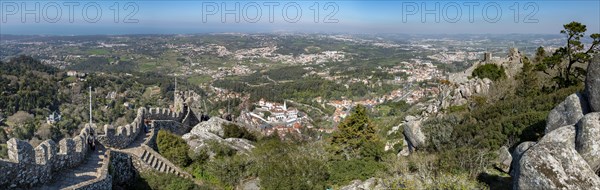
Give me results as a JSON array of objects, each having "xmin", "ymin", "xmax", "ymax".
[
  {"xmin": 205, "ymin": 154, "xmax": 251, "ymax": 189},
  {"xmin": 206, "ymin": 140, "xmax": 237, "ymax": 158},
  {"xmin": 328, "ymin": 159, "xmax": 384, "ymax": 185},
  {"xmin": 0, "ymin": 144, "xmax": 7, "ymax": 159},
  {"xmin": 253, "ymin": 139, "xmax": 329, "ymax": 190},
  {"xmin": 392, "ymin": 142, "xmax": 404, "ymax": 154},
  {"xmin": 223, "ymin": 123, "xmax": 256, "ymax": 141},
  {"xmin": 157, "ymin": 130, "xmax": 192, "ymax": 167},
  {"xmin": 472, "ymin": 64, "xmax": 506, "ymax": 81},
  {"xmin": 131, "ymin": 170, "xmax": 210, "ymax": 190},
  {"xmin": 445, "ymin": 105, "xmax": 467, "ymax": 113}
]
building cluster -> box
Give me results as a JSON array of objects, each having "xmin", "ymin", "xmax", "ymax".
[
  {"xmin": 256, "ymin": 99, "xmax": 299, "ymax": 123},
  {"xmin": 232, "ymin": 46, "xmax": 347, "ymax": 65},
  {"xmin": 387, "ymin": 60, "xmax": 443, "ymax": 83},
  {"xmin": 237, "ymin": 99, "xmax": 313, "ymax": 137},
  {"xmin": 427, "ymin": 51, "xmax": 479, "ymax": 64},
  {"xmin": 66, "ymin": 70, "xmax": 88, "ymax": 80},
  {"xmin": 327, "ymin": 99, "xmax": 379, "ymax": 123}
]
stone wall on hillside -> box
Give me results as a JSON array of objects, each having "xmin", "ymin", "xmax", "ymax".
[
  {"xmin": 97, "ymin": 108, "xmax": 147, "ymax": 149},
  {"xmin": 67, "ymin": 150, "xmax": 136, "ymax": 190},
  {"xmin": 0, "ymin": 124, "xmax": 96, "ymax": 188},
  {"xmin": 98, "ymin": 105, "xmax": 199, "ymax": 149}
]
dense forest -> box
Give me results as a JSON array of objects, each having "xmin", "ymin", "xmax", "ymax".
[
  {"xmin": 0, "ymin": 56, "xmax": 61, "ymax": 115},
  {"xmin": 0, "ymin": 56, "xmax": 204, "ymax": 147}
]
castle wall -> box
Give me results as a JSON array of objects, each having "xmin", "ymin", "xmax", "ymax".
[
  {"xmin": 146, "ymin": 107, "xmax": 183, "ymax": 121},
  {"xmin": 98, "ymin": 105, "xmax": 195, "ymax": 149},
  {"xmin": 181, "ymin": 106, "xmax": 200, "ymax": 130},
  {"xmin": 66, "ymin": 150, "xmax": 112, "ymax": 190},
  {"xmin": 0, "ymin": 124, "xmax": 95, "ymax": 188},
  {"xmin": 153, "ymin": 120, "xmax": 188, "ymax": 136},
  {"xmin": 68, "ymin": 150, "xmax": 136, "ymax": 190},
  {"xmin": 0, "ymin": 90, "xmax": 202, "ymax": 189},
  {"xmin": 97, "ymin": 108, "xmax": 147, "ymax": 149}
]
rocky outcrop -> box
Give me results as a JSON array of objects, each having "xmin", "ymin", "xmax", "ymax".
[
  {"xmin": 514, "ymin": 126, "xmax": 600, "ymax": 190},
  {"xmin": 586, "ymin": 56, "xmax": 600, "ymax": 112},
  {"xmin": 439, "ymin": 78, "xmax": 492, "ymax": 109},
  {"xmin": 189, "ymin": 117, "xmax": 231, "ymax": 137},
  {"xmin": 391, "ymin": 51, "xmax": 530, "ymax": 157},
  {"xmin": 183, "ymin": 118, "xmax": 254, "ymax": 156},
  {"xmin": 503, "ymin": 48, "xmax": 524, "ymax": 77},
  {"xmin": 340, "ymin": 178, "xmax": 384, "ymax": 190},
  {"xmin": 512, "ymin": 56, "xmax": 600, "ymax": 189},
  {"xmin": 545, "ymin": 93, "xmax": 589, "ymax": 134},
  {"xmin": 576, "ymin": 112, "xmax": 600, "ymax": 172},
  {"xmin": 494, "ymin": 146, "xmax": 512, "ymax": 173},
  {"xmin": 224, "ymin": 138, "xmax": 255, "ymax": 153},
  {"xmin": 402, "ymin": 116, "xmax": 425, "ymax": 152},
  {"xmin": 510, "ymin": 141, "xmax": 536, "ymax": 177}
]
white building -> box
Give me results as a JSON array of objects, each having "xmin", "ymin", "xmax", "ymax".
[{"xmin": 46, "ymin": 112, "xmax": 61, "ymax": 124}]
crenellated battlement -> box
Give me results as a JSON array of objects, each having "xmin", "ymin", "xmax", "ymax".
[
  {"xmin": 98, "ymin": 103, "xmax": 199, "ymax": 149},
  {"xmin": 0, "ymin": 124, "xmax": 96, "ymax": 188},
  {"xmin": 1, "ymin": 89, "xmax": 203, "ymax": 189},
  {"xmin": 97, "ymin": 107, "xmax": 147, "ymax": 149},
  {"xmin": 146, "ymin": 107, "xmax": 184, "ymax": 121}
]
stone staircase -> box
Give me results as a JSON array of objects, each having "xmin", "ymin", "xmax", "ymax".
[
  {"xmin": 119, "ymin": 123, "xmax": 193, "ymax": 179},
  {"xmin": 138, "ymin": 147, "xmax": 190, "ymax": 178}
]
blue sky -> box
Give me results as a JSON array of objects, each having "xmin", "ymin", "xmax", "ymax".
[{"xmin": 0, "ymin": 0, "xmax": 598, "ymax": 35}]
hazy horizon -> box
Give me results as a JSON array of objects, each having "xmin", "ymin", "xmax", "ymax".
[{"xmin": 1, "ymin": 0, "xmax": 599, "ymax": 35}]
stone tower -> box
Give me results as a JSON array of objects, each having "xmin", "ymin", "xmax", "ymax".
[
  {"xmin": 483, "ymin": 52, "xmax": 492, "ymax": 62},
  {"xmin": 173, "ymin": 78, "xmax": 185, "ymax": 113}
]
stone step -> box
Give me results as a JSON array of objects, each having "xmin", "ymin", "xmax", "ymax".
[
  {"xmin": 148, "ymin": 153, "xmax": 154, "ymax": 163},
  {"xmin": 141, "ymin": 150, "xmax": 148, "ymax": 160},
  {"xmin": 152, "ymin": 158, "xmax": 159, "ymax": 168},
  {"xmin": 150, "ymin": 156, "xmax": 158, "ymax": 167},
  {"xmin": 156, "ymin": 160, "xmax": 163, "ymax": 170},
  {"xmin": 143, "ymin": 152, "xmax": 150, "ymax": 162},
  {"xmin": 149, "ymin": 155, "xmax": 156, "ymax": 166}
]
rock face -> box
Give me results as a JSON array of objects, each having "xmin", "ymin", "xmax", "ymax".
[
  {"xmin": 402, "ymin": 117, "xmax": 425, "ymax": 152},
  {"xmin": 576, "ymin": 112, "xmax": 600, "ymax": 172},
  {"xmin": 182, "ymin": 117, "xmax": 254, "ymax": 156},
  {"xmin": 439, "ymin": 78, "xmax": 493, "ymax": 109},
  {"xmin": 494, "ymin": 146, "xmax": 512, "ymax": 173},
  {"xmin": 340, "ymin": 178, "xmax": 384, "ymax": 190},
  {"xmin": 513, "ymin": 67, "xmax": 600, "ymax": 189},
  {"xmin": 189, "ymin": 117, "xmax": 231, "ymax": 137},
  {"xmin": 510, "ymin": 141, "xmax": 536, "ymax": 177},
  {"xmin": 545, "ymin": 93, "xmax": 589, "ymax": 134},
  {"xmin": 514, "ymin": 125, "xmax": 600, "ymax": 190},
  {"xmin": 586, "ymin": 56, "xmax": 600, "ymax": 112}
]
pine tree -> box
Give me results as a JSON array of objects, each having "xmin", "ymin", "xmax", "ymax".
[
  {"xmin": 536, "ymin": 21, "xmax": 600, "ymax": 87},
  {"xmin": 330, "ymin": 104, "xmax": 381, "ymax": 160}
]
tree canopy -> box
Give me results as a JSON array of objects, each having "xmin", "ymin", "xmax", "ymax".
[
  {"xmin": 330, "ymin": 104, "xmax": 382, "ymax": 161},
  {"xmin": 535, "ymin": 21, "xmax": 600, "ymax": 87}
]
